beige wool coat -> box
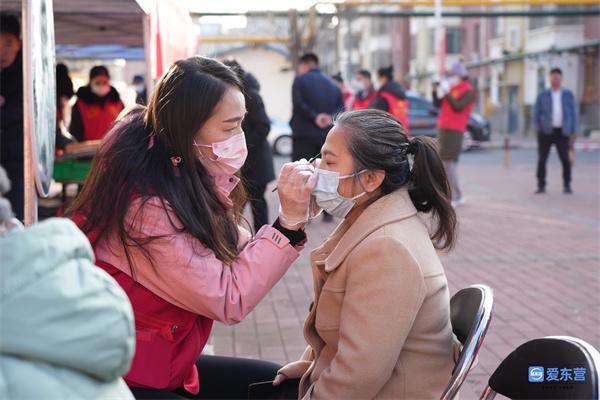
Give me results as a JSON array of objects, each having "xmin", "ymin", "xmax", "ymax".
[{"xmin": 279, "ymin": 189, "xmax": 460, "ymax": 399}]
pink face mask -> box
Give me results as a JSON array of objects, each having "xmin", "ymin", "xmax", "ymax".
[{"xmin": 194, "ymin": 132, "xmax": 248, "ymax": 177}]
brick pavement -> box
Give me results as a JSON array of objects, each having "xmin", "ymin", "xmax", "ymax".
[{"xmin": 208, "ymin": 148, "xmax": 600, "ymax": 399}]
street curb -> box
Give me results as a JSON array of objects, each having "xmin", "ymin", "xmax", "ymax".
[{"xmin": 477, "ymin": 140, "xmax": 600, "ymax": 151}]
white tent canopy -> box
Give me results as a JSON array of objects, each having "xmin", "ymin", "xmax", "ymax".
[
  {"xmin": 1, "ymin": 0, "xmax": 146, "ymax": 46},
  {"xmin": 0, "ymin": 0, "xmax": 196, "ymax": 224}
]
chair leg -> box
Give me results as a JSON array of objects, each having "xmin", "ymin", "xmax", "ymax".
[{"xmin": 479, "ymin": 385, "xmax": 496, "ymax": 400}]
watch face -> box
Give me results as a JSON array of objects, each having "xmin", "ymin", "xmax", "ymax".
[{"xmin": 24, "ymin": 0, "xmax": 56, "ymax": 197}]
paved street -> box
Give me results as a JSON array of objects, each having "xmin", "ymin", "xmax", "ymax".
[{"xmin": 208, "ymin": 146, "xmax": 600, "ymax": 399}]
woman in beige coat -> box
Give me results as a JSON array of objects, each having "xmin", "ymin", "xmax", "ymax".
[{"xmin": 272, "ymin": 109, "xmax": 460, "ymax": 399}]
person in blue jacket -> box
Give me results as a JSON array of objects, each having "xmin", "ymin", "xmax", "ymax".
[
  {"xmin": 533, "ymin": 67, "xmax": 578, "ymax": 194},
  {"xmin": 290, "ymin": 53, "xmax": 344, "ymax": 163},
  {"xmin": 290, "ymin": 53, "xmax": 344, "ymax": 222}
]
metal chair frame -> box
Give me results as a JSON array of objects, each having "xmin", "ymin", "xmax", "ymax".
[{"xmin": 441, "ymin": 284, "xmax": 494, "ymax": 400}]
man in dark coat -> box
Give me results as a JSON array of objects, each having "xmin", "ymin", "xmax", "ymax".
[
  {"xmin": 290, "ymin": 53, "xmax": 344, "ymax": 162},
  {"xmin": 133, "ymin": 74, "xmax": 147, "ymax": 105},
  {"xmin": 0, "ymin": 14, "xmax": 24, "ymax": 221},
  {"xmin": 224, "ymin": 60, "xmax": 275, "ymax": 232}
]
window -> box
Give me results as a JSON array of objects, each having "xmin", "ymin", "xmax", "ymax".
[
  {"xmin": 529, "ymin": 7, "xmax": 551, "ymax": 30},
  {"xmin": 508, "ymin": 27, "xmax": 519, "ymax": 49},
  {"xmin": 555, "ymin": 5, "xmax": 581, "ymax": 25},
  {"xmin": 410, "ymin": 34, "xmax": 416, "ymax": 60},
  {"xmin": 445, "ymin": 27, "xmax": 461, "ymax": 54},
  {"xmin": 409, "ymin": 97, "xmax": 431, "ymax": 111},
  {"xmin": 537, "ymin": 67, "xmax": 546, "ymax": 95},
  {"xmin": 408, "ymin": 96, "xmax": 436, "ymax": 116},
  {"xmin": 372, "ymin": 49, "xmax": 392, "ymax": 70},
  {"xmin": 371, "ymin": 18, "xmax": 390, "ymax": 36},
  {"xmin": 492, "ymin": 17, "xmax": 503, "ymax": 38}
]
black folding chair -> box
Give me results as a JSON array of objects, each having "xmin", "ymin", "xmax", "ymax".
[
  {"xmin": 480, "ymin": 336, "xmax": 600, "ymax": 399},
  {"xmin": 441, "ymin": 284, "xmax": 494, "ymax": 400}
]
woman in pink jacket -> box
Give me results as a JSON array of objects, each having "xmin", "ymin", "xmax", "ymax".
[{"xmin": 68, "ymin": 57, "xmax": 316, "ymax": 399}]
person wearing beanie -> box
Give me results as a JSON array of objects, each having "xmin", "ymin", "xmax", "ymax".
[
  {"xmin": 70, "ymin": 65, "xmax": 124, "ymax": 141},
  {"xmin": 432, "ymin": 60, "xmax": 475, "ymax": 207},
  {"xmin": 0, "ymin": 14, "xmax": 24, "ymax": 222}
]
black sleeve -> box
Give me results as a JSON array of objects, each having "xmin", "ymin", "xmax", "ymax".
[
  {"xmin": 245, "ymin": 90, "xmax": 271, "ymax": 146},
  {"xmin": 272, "ymin": 218, "xmax": 307, "ymax": 247},
  {"xmin": 69, "ymin": 102, "xmax": 84, "ymax": 142},
  {"xmin": 0, "ymin": 88, "xmax": 23, "ymax": 130},
  {"xmin": 432, "ymin": 90, "xmax": 442, "ymax": 108},
  {"xmin": 446, "ymin": 89, "xmax": 475, "ymax": 112}
]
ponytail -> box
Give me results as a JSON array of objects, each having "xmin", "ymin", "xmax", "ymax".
[
  {"xmin": 407, "ymin": 136, "xmax": 457, "ymax": 251},
  {"xmin": 335, "ymin": 109, "xmax": 457, "ymax": 251}
]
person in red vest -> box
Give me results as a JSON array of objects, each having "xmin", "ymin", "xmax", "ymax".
[
  {"xmin": 370, "ymin": 66, "xmax": 409, "ymax": 134},
  {"xmin": 331, "ymin": 72, "xmax": 355, "ymax": 111},
  {"xmin": 352, "ymin": 69, "xmax": 377, "ymax": 110},
  {"xmin": 432, "ymin": 60, "xmax": 475, "ymax": 207},
  {"xmin": 67, "ymin": 57, "xmax": 317, "ymax": 400},
  {"xmin": 70, "ymin": 65, "xmax": 124, "ymax": 142}
]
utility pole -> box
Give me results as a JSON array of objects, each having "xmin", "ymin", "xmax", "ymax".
[
  {"xmin": 434, "ymin": 0, "xmax": 446, "ymax": 77},
  {"xmin": 289, "ymin": 9, "xmax": 301, "ymax": 73}
]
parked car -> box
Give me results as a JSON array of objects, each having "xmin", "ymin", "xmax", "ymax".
[
  {"xmin": 407, "ymin": 93, "xmax": 491, "ymax": 151},
  {"xmin": 268, "ymin": 95, "xmax": 491, "ymax": 156},
  {"xmin": 268, "ymin": 119, "xmax": 293, "ymax": 156}
]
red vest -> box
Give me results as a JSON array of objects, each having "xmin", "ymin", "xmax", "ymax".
[
  {"xmin": 73, "ymin": 211, "xmax": 213, "ymax": 395},
  {"xmin": 96, "ymin": 261, "xmax": 213, "ymax": 394},
  {"xmin": 76, "ymin": 98, "xmax": 124, "ymax": 141},
  {"xmin": 438, "ymin": 80, "xmax": 474, "ymax": 132},
  {"xmin": 378, "ymin": 91, "xmax": 410, "ymax": 135},
  {"xmin": 353, "ymin": 90, "xmax": 377, "ymax": 110}
]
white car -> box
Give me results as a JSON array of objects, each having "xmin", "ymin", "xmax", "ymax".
[{"xmin": 268, "ymin": 119, "xmax": 293, "ymax": 156}]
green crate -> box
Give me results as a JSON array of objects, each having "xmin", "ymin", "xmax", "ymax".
[{"xmin": 53, "ymin": 159, "xmax": 93, "ymax": 182}]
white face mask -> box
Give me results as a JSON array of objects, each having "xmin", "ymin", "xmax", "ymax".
[
  {"xmin": 312, "ymin": 168, "xmax": 367, "ymax": 219},
  {"xmin": 194, "ymin": 132, "xmax": 248, "ymax": 177},
  {"xmin": 448, "ymin": 76, "xmax": 460, "ymax": 87},
  {"xmin": 350, "ymin": 79, "xmax": 363, "ymax": 92},
  {"xmin": 91, "ymin": 84, "xmax": 110, "ymax": 97}
]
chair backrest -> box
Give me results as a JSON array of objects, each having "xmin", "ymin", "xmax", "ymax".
[
  {"xmin": 440, "ymin": 284, "xmax": 494, "ymax": 400},
  {"xmin": 480, "ymin": 336, "xmax": 600, "ymax": 400}
]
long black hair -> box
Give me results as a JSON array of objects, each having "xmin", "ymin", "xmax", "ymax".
[
  {"xmin": 335, "ymin": 109, "xmax": 457, "ymax": 251},
  {"xmin": 68, "ymin": 57, "xmax": 247, "ymax": 271}
]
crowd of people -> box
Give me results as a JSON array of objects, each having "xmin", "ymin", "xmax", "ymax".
[
  {"xmin": 0, "ymin": 11, "xmax": 580, "ymax": 400},
  {"xmin": 291, "ymin": 52, "xmax": 476, "ymax": 208}
]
